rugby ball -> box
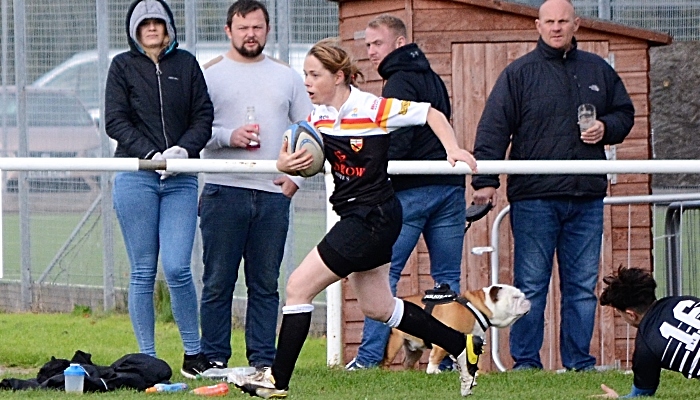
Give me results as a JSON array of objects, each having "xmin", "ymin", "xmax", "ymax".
[{"xmin": 282, "ymin": 121, "xmax": 325, "ymax": 177}]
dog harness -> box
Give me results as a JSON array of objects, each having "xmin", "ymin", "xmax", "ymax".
[{"xmin": 421, "ymin": 284, "xmax": 492, "ymax": 332}]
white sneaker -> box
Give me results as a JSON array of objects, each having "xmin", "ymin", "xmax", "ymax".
[
  {"xmin": 454, "ymin": 349, "xmax": 474, "ymax": 396},
  {"xmin": 233, "ymin": 367, "xmax": 288, "ymax": 399},
  {"xmin": 453, "ymin": 334, "xmax": 484, "ymax": 396},
  {"xmin": 344, "ymin": 358, "xmax": 369, "ymax": 371}
]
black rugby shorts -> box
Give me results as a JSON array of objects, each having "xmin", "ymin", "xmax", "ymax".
[{"xmin": 317, "ymin": 196, "xmax": 402, "ymax": 278}]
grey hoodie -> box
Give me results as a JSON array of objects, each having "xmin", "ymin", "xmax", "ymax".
[{"xmin": 127, "ymin": 0, "xmax": 177, "ymax": 54}]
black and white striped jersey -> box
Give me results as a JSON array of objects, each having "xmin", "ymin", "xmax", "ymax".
[{"xmin": 633, "ymin": 296, "xmax": 700, "ymax": 391}]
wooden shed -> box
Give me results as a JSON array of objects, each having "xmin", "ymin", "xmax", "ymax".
[{"xmin": 335, "ymin": 0, "xmax": 672, "ymax": 371}]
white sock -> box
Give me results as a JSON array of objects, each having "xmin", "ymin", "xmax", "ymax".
[
  {"xmin": 385, "ymin": 298, "xmax": 404, "ymax": 328},
  {"xmin": 282, "ymin": 304, "xmax": 314, "ymax": 314}
]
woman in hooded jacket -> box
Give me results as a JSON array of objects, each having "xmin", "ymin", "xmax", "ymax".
[{"xmin": 104, "ymin": 0, "xmax": 214, "ymax": 379}]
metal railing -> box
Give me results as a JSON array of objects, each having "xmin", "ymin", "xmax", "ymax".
[
  {"xmin": 664, "ymin": 200, "xmax": 700, "ymax": 297},
  {"xmin": 486, "ymin": 191, "xmax": 700, "ymax": 371}
]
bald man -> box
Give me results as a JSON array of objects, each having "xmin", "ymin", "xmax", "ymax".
[{"xmin": 471, "ymin": 0, "xmax": 634, "ymax": 371}]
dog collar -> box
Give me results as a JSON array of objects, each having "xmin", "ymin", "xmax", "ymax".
[{"xmin": 455, "ymin": 297, "xmax": 491, "ymax": 331}]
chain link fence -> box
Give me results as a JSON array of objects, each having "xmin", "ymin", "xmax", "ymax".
[
  {"xmin": 1, "ymin": 0, "xmax": 698, "ymax": 314},
  {"xmin": 513, "ymin": 0, "xmax": 700, "ymax": 41},
  {"xmin": 0, "ymin": 0, "xmax": 336, "ymax": 316}
]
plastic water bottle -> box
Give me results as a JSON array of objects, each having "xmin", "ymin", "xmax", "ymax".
[
  {"xmin": 197, "ymin": 366, "xmax": 255, "ymax": 381},
  {"xmin": 197, "ymin": 368, "xmax": 233, "ymax": 380},
  {"xmin": 63, "ymin": 363, "xmax": 85, "ymax": 394},
  {"xmin": 145, "ymin": 382, "xmax": 189, "ymax": 393},
  {"xmin": 245, "ymin": 106, "xmax": 260, "ymax": 149},
  {"xmin": 191, "ymin": 382, "xmax": 230, "ymax": 396}
]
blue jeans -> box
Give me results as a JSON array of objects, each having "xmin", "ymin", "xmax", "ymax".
[
  {"xmin": 355, "ymin": 185, "xmax": 466, "ymax": 366},
  {"xmin": 509, "ymin": 198, "xmax": 603, "ymax": 371},
  {"xmin": 199, "ymin": 184, "xmax": 291, "ymax": 368},
  {"xmin": 113, "ymin": 171, "xmax": 201, "ymax": 357}
]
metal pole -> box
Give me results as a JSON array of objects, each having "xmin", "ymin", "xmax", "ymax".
[
  {"xmin": 13, "ymin": 158, "xmax": 700, "ymax": 176},
  {"xmin": 1, "ymin": 0, "xmax": 8, "ymax": 261},
  {"xmin": 324, "ymin": 167, "xmax": 342, "ymax": 367},
  {"xmin": 276, "ymin": 0, "xmax": 289, "ymax": 64},
  {"xmin": 96, "ymin": 0, "xmax": 115, "ymax": 311},
  {"xmin": 164, "ymin": 158, "xmax": 700, "ymax": 175},
  {"xmin": 268, "ymin": 0, "xmax": 277, "ymax": 57},
  {"xmin": 13, "ymin": 0, "xmax": 31, "ymax": 311},
  {"xmin": 664, "ymin": 207, "xmax": 681, "ymax": 296},
  {"xmin": 13, "ymin": 158, "xmax": 700, "ymax": 175},
  {"xmin": 185, "ymin": 0, "xmax": 196, "ymax": 52},
  {"xmin": 489, "ymin": 205, "xmax": 510, "ymax": 372},
  {"xmin": 598, "ymin": 0, "xmax": 611, "ymax": 20},
  {"xmin": 1, "ymin": 0, "xmax": 8, "ymax": 155},
  {"xmin": 184, "ymin": 0, "xmax": 204, "ymax": 301}
]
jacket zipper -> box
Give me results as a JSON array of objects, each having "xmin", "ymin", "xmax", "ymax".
[{"xmin": 155, "ymin": 63, "xmax": 169, "ymax": 148}]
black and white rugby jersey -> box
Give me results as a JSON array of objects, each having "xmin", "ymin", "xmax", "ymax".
[
  {"xmin": 633, "ymin": 295, "xmax": 700, "ymax": 392},
  {"xmin": 308, "ymin": 86, "xmax": 430, "ymax": 216}
]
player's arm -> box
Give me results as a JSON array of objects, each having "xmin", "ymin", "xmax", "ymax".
[
  {"xmin": 603, "ymin": 336, "xmax": 659, "ymax": 398},
  {"xmin": 620, "ymin": 384, "xmax": 656, "ymax": 398},
  {"xmin": 382, "ymin": 73, "xmax": 418, "ymax": 159},
  {"xmin": 425, "ymin": 107, "xmax": 477, "ymax": 171},
  {"xmin": 376, "ymin": 97, "xmax": 475, "ymax": 170},
  {"xmin": 595, "ymin": 383, "xmax": 656, "ymax": 398}
]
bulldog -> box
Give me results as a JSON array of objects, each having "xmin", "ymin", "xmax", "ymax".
[{"xmin": 382, "ymin": 284, "xmax": 531, "ymax": 375}]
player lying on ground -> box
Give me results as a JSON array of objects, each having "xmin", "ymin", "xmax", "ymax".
[{"xmin": 594, "ymin": 266, "xmax": 700, "ymax": 398}]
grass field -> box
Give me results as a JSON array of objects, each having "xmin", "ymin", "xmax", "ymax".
[
  {"xmin": 1, "ymin": 212, "xmax": 130, "ymax": 286},
  {"xmin": 0, "ymin": 312, "xmax": 698, "ymax": 399}
]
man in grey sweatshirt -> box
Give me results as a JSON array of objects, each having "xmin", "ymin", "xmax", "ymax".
[{"xmin": 198, "ymin": 0, "xmax": 312, "ymax": 371}]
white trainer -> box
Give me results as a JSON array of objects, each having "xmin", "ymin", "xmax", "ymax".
[{"xmin": 233, "ymin": 367, "xmax": 288, "ymax": 399}]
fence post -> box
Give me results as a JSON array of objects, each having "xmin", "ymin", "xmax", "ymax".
[
  {"xmin": 96, "ymin": 0, "xmax": 115, "ymax": 311},
  {"xmin": 13, "ymin": 0, "xmax": 31, "ymax": 311},
  {"xmin": 598, "ymin": 0, "xmax": 611, "ymax": 19},
  {"xmin": 664, "ymin": 206, "xmax": 681, "ymax": 296}
]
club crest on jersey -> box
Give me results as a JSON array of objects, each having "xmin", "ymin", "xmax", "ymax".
[
  {"xmin": 399, "ymin": 100, "xmax": 410, "ymax": 115},
  {"xmin": 350, "ymin": 138, "xmax": 363, "ymax": 152}
]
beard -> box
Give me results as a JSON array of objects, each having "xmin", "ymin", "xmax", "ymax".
[{"xmin": 234, "ymin": 39, "xmax": 265, "ymax": 58}]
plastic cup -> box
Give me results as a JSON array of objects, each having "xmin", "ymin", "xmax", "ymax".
[{"xmin": 577, "ymin": 103, "xmax": 596, "ymax": 133}]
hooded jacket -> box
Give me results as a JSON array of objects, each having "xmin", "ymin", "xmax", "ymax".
[
  {"xmin": 378, "ymin": 43, "xmax": 465, "ymax": 192},
  {"xmin": 105, "ymin": 0, "xmax": 213, "ymax": 159},
  {"xmin": 471, "ymin": 37, "xmax": 634, "ymax": 201}
]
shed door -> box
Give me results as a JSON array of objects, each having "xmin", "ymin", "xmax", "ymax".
[{"xmin": 452, "ymin": 41, "xmax": 614, "ymax": 371}]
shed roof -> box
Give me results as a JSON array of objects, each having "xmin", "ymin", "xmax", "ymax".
[{"xmin": 332, "ymin": 0, "xmax": 673, "ymax": 46}]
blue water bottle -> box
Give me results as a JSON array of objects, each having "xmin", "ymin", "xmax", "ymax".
[
  {"xmin": 64, "ymin": 363, "xmax": 85, "ymax": 393},
  {"xmin": 145, "ymin": 382, "xmax": 189, "ymax": 393}
]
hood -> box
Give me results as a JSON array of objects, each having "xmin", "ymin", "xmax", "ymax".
[
  {"xmin": 377, "ymin": 43, "xmax": 431, "ymax": 80},
  {"xmin": 125, "ymin": 0, "xmax": 178, "ymax": 55}
]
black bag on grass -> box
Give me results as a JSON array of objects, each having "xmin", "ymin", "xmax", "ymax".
[{"xmin": 0, "ymin": 350, "xmax": 171, "ymax": 392}]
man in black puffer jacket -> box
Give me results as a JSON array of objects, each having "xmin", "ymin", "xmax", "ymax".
[
  {"xmin": 346, "ymin": 14, "xmax": 466, "ymax": 372},
  {"xmin": 471, "ymin": 0, "xmax": 634, "ymax": 372}
]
